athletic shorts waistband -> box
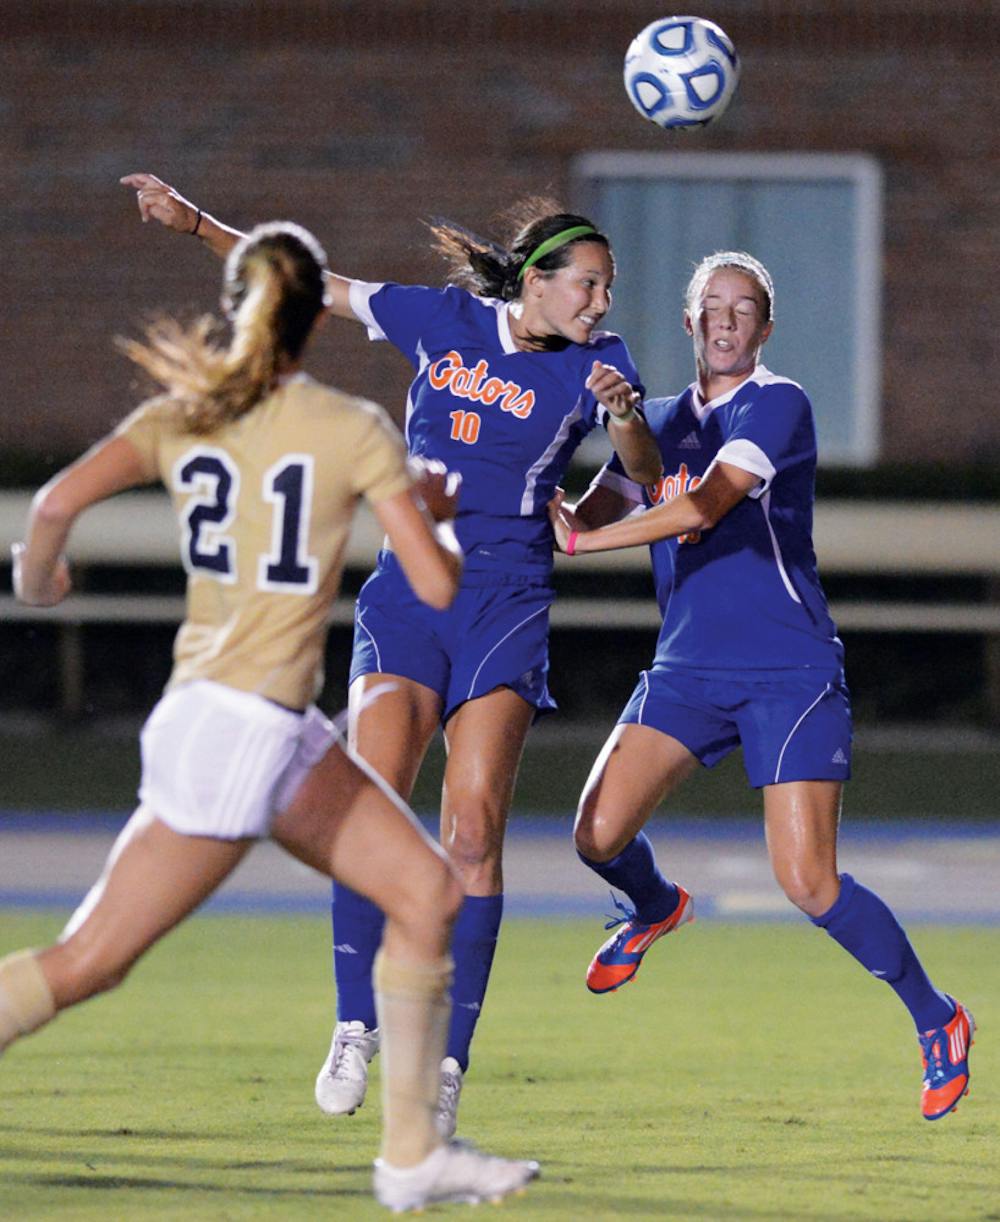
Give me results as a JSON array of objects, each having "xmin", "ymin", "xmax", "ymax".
[{"xmin": 377, "ymin": 548, "xmax": 552, "ymax": 588}]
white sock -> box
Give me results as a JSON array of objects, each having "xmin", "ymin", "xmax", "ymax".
[
  {"xmin": 0, "ymin": 950, "xmax": 56, "ymax": 1052},
  {"xmin": 374, "ymin": 950, "xmax": 452, "ymax": 1168}
]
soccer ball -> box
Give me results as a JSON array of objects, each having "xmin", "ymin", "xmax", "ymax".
[{"xmin": 624, "ymin": 16, "xmax": 740, "ymax": 130}]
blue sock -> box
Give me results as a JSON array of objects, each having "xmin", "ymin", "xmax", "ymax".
[
  {"xmin": 577, "ymin": 832, "xmax": 679, "ymax": 924},
  {"xmin": 446, "ymin": 894, "xmax": 504, "ymax": 1072},
  {"xmin": 331, "ymin": 881, "xmax": 384, "ymax": 1029},
  {"xmin": 811, "ymin": 873, "xmax": 954, "ymax": 1032}
]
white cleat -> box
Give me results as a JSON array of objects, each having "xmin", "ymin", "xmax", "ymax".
[
  {"xmin": 314, "ymin": 1020, "xmax": 380, "ymax": 1116},
  {"xmin": 373, "ymin": 1139, "xmax": 540, "ymax": 1213},
  {"xmin": 436, "ymin": 1056, "xmax": 464, "ymax": 1138}
]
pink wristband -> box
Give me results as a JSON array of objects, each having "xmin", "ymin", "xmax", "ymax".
[{"xmin": 565, "ymin": 530, "xmax": 579, "ymax": 556}]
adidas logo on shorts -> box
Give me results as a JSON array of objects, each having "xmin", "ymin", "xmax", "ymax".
[{"xmin": 831, "ymin": 748, "xmax": 848, "ymax": 765}]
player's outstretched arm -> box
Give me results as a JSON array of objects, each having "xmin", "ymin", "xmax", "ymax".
[
  {"xmin": 120, "ymin": 172, "xmax": 244, "ymax": 261},
  {"xmin": 12, "ymin": 435, "xmax": 151, "ymax": 606},
  {"xmin": 120, "ymin": 172, "xmax": 356, "ymax": 319}
]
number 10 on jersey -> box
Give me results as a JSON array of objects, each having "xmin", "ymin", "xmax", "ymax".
[{"xmin": 449, "ymin": 409, "xmax": 481, "ymax": 445}]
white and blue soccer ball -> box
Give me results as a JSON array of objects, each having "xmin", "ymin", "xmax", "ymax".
[{"xmin": 624, "ymin": 16, "xmax": 740, "ymax": 130}]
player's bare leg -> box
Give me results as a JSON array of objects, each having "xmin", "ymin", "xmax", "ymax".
[
  {"xmin": 1, "ymin": 807, "xmax": 250, "ymax": 1051},
  {"xmin": 273, "ymin": 739, "xmax": 458, "ymax": 968},
  {"xmin": 349, "ymin": 673, "xmax": 443, "ymax": 802},
  {"xmin": 574, "ymin": 724, "xmax": 697, "ymax": 862},
  {"xmin": 762, "ymin": 779, "xmax": 842, "ymax": 917},
  {"xmin": 440, "ymin": 687, "xmax": 534, "ymax": 896},
  {"xmin": 574, "ymin": 725, "xmax": 698, "ymax": 993},
  {"xmin": 276, "ymin": 748, "xmax": 454, "ymax": 1165}
]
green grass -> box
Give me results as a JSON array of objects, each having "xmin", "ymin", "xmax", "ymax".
[{"xmin": 1, "ymin": 913, "xmax": 997, "ymax": 1220}]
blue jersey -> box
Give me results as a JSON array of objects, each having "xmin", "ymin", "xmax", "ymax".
[
  {"xmin": 597, "ymin": 365, "xmax": 842, "ymax": 674},
  {"xmin": 350, "ymin": 280, "xmax": 642, "ymax": 573}
]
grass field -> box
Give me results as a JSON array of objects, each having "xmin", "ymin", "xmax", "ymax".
[{"xmin": 1, "ymin": 913, "xmax": 996, "ymax": 1221}]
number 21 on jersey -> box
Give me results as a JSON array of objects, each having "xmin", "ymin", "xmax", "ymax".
[{"xmin": 174, "ymin": 447, "xmax": 319, "ymax": 594}]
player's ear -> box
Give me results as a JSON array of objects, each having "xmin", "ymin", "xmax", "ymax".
[
  {"xmin": 683, "ymin": 310, "xmax": 694, "ymax": 337},
  {"xmin": 760, "ymin": 320, "xmax": 774, "ymax": 345},
  {"xmin": 521, "ymin": 267, "xmax": 545, "ymax": 298}
]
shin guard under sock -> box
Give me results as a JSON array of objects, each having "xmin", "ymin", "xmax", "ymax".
[
  {"xmin": 445, "ymin": 894, "xmax": 503, "ymax": 1072},
  {"xmin": 332, "ymin": 881, "xmax": 384, "ymax": 1029},
  {"xmin": 811, "ymin": 873, "xmax": 954, "ymax": 1031}
]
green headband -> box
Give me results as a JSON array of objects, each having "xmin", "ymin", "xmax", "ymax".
[{"xmin": 516, "ymin": 225, "xmax": 598, "ymax": 280}]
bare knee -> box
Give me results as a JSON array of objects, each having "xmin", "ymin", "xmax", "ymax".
[
  {"xmin": 574, "ymin": 797, "xmax": 628, "ymax": 863},
  {"xmin": 773, "ymin": 862, "xmax": 839, "ymax": 918},
  {"xmin": 442, "ymin": 794, "xmax": 505, "ymax": 886},
  {"xmin": 384, "ymin": 850, "xmax": 463, "ymax": 946}
]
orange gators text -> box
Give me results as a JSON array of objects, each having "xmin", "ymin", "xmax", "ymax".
[{"xmin": 428, "ymin": 351, "xmax": 535, "ymax": 419}]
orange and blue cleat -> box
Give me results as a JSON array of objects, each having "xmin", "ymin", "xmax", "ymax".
[
  {"xmin": 586, "ymin": 887, "xmax": 694, "ymax": 994},
  {"xmin": 920, "ymin": 997, "xmax": 975, "ymax": 1121}
]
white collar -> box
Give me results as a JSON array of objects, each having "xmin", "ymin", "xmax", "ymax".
[
  {"xmin": 690, "ymin": 364, "xmax": 768, "ymax": 421},
  {"xmin": 497, "ymin": 302, "xmax": 520, "ymax": 355}
]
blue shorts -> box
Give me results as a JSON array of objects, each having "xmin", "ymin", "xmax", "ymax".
[
  {"xmin": 618, "ymin": 666, "xmax": 852, "ymax": 788},
  {"xmin": 351, "ymin": 551, "xmax": 556, "ymax": 724}
]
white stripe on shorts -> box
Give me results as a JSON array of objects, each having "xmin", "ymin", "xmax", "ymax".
[
  {"xmin": 466, "ymin": 605, "xmax": 548, "ymax": 701},
  {"xmin": 355, "ymin": 606, "xmax": 383, "ymax": 672},
  {"xmin": 773, "ymin": 683, "xmax": 832, "ymax": 784}
]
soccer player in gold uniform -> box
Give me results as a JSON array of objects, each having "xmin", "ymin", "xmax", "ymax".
[{"xmin": 2, "ymin": 222, "xmax": 538, "ymax": 1210}]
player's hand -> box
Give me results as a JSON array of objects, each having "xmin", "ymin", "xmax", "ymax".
[
  {"xmin": 11, "ymin": 544, "xmax": 73, "ymax": 607},
  {"xmin": 587, "ymin": 361, "xmax": 641, "ymax": 421},
  {"xmin": 120, "ymin": 172, "xmax": 200, "ymax": 234},
  {"xmin": 548, "ymin": 486, "xmax": 587, "ymax": 534},
  {"xmin": 408, "ymin": 456, "xmax": 462, "ymax": 522},
  {"xmin": 546, "ymin": 493, "xmax": 574, "ymax": 553}
]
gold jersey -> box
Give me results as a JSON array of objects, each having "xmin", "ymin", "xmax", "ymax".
[{"xmin": 116, "ymin": 373, "xmax": 411, "ymax": 709}]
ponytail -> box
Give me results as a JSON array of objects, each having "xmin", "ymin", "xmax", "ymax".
[{"xmin": 427, "ymin": 197, "xmax": 610, "ymax": 302}]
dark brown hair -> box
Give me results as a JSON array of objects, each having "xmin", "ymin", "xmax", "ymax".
[{"xmin": 427, "ymin": 196, "xmax": 611, "ymax": 302}]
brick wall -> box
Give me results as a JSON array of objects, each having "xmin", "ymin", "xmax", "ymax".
[{"xmin": 4, "ymin": 1, "xmax": 998, "ymax": 465}]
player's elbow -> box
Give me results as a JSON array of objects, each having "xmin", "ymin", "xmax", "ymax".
[
  {"xmin": 416, "ymin": 579, "xmax": 455, "ymax": 611},
  {"xmin": 686, "ymin": 490, "xmax": 725, "ymax": 532},
  {"xmin": 627, "ymin": 456, "xmax": 664, "ymax": 486},
  {"xmin": 692, "ymin": 504, "xmax": 720, "ymax": 531},
  {"xmin": 32, "ymin": 481, "xmax": 76, "ymax": 530}
]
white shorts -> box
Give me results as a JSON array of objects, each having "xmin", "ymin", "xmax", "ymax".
[{"xmin": 139, "ymin": 680, "xmax": 339, "ymax": 839}]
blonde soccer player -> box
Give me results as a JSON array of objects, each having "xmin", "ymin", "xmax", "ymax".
[
  {"xmin": 550, "ymin": 252, "xmax": 973, "ymax": 1123},
  {"xmin": 2, "ymin": 221, "xmax": 538, "ymax": 1211}
]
